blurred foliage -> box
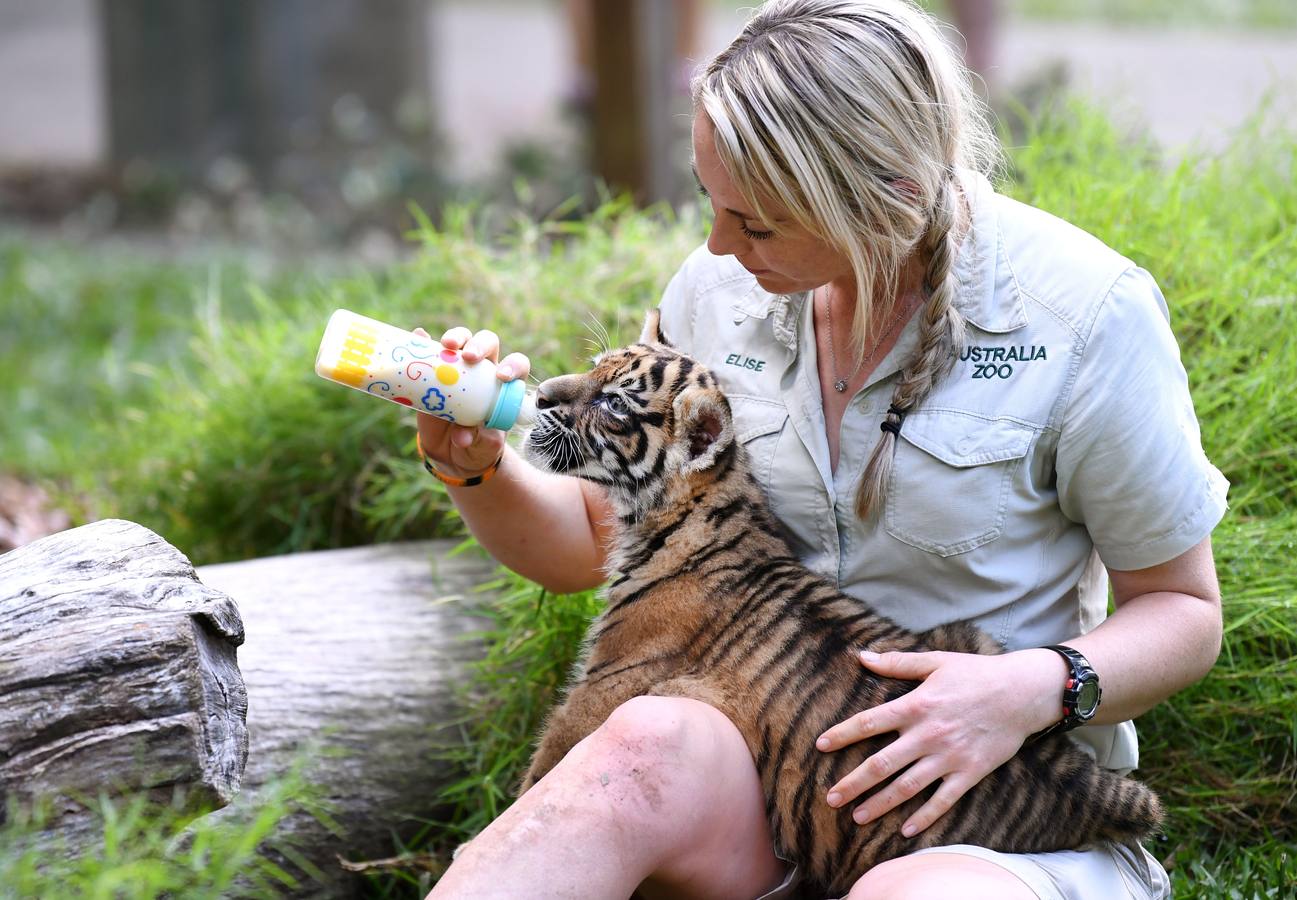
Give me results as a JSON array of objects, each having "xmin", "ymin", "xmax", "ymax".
[{"xmin": 1010, "ymin": 0, "xmax": 1297, "ymax": 30}]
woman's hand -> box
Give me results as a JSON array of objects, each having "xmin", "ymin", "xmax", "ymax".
[
  {"xmin": 413, "ymin": 326, "xmax": 531, "ymax": 478},
  {"xmin": 815, "ymin": 648, "xmax": 1068, "ymax": 838}
]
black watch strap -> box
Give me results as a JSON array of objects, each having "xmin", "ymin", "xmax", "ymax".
[{"xmin": 1031, "ymin": 644, "xmax": 1102, "ymax": 742}]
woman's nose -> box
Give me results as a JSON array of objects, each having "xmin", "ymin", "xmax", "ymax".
[{"xmin": 706, "ymin": 216, "xmax": 749, "ymax": 258}]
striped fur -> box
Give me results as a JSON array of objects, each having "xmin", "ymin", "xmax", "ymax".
[{"xmin": 519, "ymin": 319, "xmax": 1162, "ymax": 897}]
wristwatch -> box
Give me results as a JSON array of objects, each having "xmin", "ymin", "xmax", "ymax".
[{"xmin": 1032, "ymin": 644, "xmax": 1102, "ymax": 741}]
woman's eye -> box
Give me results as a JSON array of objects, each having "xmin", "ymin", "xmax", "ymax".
[
  {"xmin": 741, "ymin": 224, "xmax": 774, "ymax": 241},
  {"xmin": 603, "ymin": 394, "xmax": 629, "ymax": 414}
]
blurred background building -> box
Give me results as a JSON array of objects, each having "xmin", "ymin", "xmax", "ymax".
[{"xmin": 0, "ymin": 0, "xmax": 1294, "ymax": 259}]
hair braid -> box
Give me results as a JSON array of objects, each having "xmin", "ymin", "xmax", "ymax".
[{"xmin": 856, "ymin": 176, "xmax": 966, "ymax": 518}]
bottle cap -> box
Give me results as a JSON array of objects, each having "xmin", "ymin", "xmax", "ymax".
[{"xmin": 486, "ymin": 378, "xmax": 531, "ymax": 431}]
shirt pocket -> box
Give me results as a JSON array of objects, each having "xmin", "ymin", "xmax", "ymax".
[
  {"xmin": 729, "ymin": 395, "xmax": 788, "ymax": 487},
  {"xmin": 884, "ymin": 412, "xmax": 1036, "ymax": 557}
]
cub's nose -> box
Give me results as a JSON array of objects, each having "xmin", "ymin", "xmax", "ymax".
[
  {"xmin": 536, "ymin": 384, "xmax": 557, "ymax": 410},
  {"xmin": 534, "ymin": 374, "xmax": 583, "ymax": 410},
  {"xmin": 535, "ymin": 378, "xmax": 562, "ymax": 410}
]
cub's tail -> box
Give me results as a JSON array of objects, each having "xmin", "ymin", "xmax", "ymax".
[
  {"xmin": 1031, "ymin": 736, "xmax": 1164, "ymax": 846},
  {"xmin": 1087, "ymin": 766, "xmax": 1164, "ymax": 843}
]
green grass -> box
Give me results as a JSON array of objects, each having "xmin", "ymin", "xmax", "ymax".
[
  {"xmin": 0, "ymin": 763, "xmax": 324, "ymax": 900},
  {"xmin": 1, "ymin": 99, "xmax": 1294, "ymax": 897}
]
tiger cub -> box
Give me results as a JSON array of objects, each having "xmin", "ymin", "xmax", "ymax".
[{"xmin": 518, "ymin": 313, "xmax": 1162, "ymax": 897}]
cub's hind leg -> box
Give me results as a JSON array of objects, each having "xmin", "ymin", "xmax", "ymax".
[
  {"xmin": 920, "ymin": 620, "xmax": 1002, "ymax": 655},
  {"xmin": 521, "ymin": 683, "xmax": 618, "ymax": 792}
]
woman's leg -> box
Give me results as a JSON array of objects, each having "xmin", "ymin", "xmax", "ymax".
[
  {"xmin": 847, "ymin": 842, "xmax": 1171, "ymax": 900},
  {"xmin": 427, "ymin": 695, "xmax": 788, "ymax": 900},
  {"xmin": 845, "ymin": 853, "xmax": 1038, "ymax": 900}
]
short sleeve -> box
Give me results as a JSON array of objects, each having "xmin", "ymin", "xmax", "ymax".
[{"xmin": 1056, "ymin": 267, "xmax": 1229, "ymax": 571}]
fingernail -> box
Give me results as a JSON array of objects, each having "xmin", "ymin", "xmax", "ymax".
[
  {"xmin": 827, "ymin": 792, "xmax": 841, "ymax": 807},
  {"xmin": 902, "ymin": 823, "xmax": 918, "ymax": 838},
  {"xmin": 860, "ymin": 650, "xmax": 879, "ymax": 663},
  {"xmin": 816, "ymin": 737, "xmax": 830, "ymax": 751},
  {"xmin": 498, "ymin": 364, "xmax": 513, "ymax": 379},
  {"xmin": 853, "ymin": 808, "xmax": 870, "ymax": 825}
]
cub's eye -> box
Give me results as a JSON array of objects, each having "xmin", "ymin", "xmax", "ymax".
[{"xmin": 602, "ymin": 393, "xmax": 630, "ymax": 415}]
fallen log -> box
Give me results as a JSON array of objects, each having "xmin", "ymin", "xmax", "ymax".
[
  {"xmin": 1, "ymin": 519, "xmax": 498, "ymax": 896},
  {"xmin": 197, "ymin": 538, "xmax": 497, "ymax": 897},
  {"xmin": 0, "ymin": 518, "xmax": 247, "ymax": 845}
]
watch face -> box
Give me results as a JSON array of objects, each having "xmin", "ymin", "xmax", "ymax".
[{"xmin": 1077, "ymin": 679, "xmax": 1101, "ymax": 716}]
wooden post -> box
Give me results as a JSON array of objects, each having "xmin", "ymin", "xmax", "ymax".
[{"xmin": 589, "ymin": 0, "xmax": 679, "ymax": 204}]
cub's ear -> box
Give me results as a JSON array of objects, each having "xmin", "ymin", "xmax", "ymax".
[
  {"xmin": 672, "ymin": 385, "xmax": 734, "ymax": 473},
  {"xmin": 639, "ymin": 308, "xmax": 674, "ymax": 348}
]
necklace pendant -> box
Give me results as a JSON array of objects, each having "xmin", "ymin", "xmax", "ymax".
[{"xmin": 834, "ymin": 378, "xmax": 849, "ymax": 393}]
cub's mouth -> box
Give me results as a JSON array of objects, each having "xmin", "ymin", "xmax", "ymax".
[{"xmin": 520, "ymin": 410, "xmax": 584, "ymax": 475}]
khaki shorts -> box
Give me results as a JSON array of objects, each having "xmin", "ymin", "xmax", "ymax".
[{"xmin": 755, "ymin": 841, "xmax": 1171, "ymax": 900}]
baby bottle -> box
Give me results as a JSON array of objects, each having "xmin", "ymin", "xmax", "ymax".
[{"xmin": 315, "ymin": 309, "xmax": 536, "ymax": 430}]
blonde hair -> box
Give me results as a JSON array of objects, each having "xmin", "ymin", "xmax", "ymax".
[{"xmin": 692, "ymin": 0, "xmax": 1001, "ymax": 517}]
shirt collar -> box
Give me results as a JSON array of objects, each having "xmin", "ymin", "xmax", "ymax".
[
  {"xmin": 953, "ymin": 169, "xmax": 1028, "ymax": 333},
  {"xmin": 732, "ymin": 282, "xmax": 803, "ymax": 351}
]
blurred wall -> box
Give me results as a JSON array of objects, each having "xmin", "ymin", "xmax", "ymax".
[
  {"xmin": 101, "ymin": 0, "xmax": 432, "ymax": 188},
  {"xmin": 0, "ymin": 0, "xmax": 104, "ymax": 167}
]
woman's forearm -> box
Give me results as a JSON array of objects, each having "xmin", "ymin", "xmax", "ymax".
[
  {"xmin": 447, "ymin": 446, "xmax": 614, "ymax": 594},
  {"xmin": 1067, "ymin": 588, "xmax": 1222, "ymax": 725},
  {"xmin": 996, "ymin": 538, "xmax": 1222, "ymax": 735},
  {"xmin": 1054, "ymin": 537, "xmax": 1223, "ymax": 726}
]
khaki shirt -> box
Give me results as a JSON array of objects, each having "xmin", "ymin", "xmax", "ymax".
[{"xmin": 657, "ymin": 171, "xmax": 1229, "ymax": 771}]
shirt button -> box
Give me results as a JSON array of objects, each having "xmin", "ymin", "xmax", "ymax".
[{"xmin": 957, "ymin": 436, "xmax": 975, "ymax": 454}]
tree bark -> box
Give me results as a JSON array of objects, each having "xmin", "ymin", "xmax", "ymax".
[
  {"xmin": 197, "ymin": 538, "xmax": 497, "ymax": 897},
  {"xmin": 0, "ymin": 518, "xmax": 247, "ymax": 842},
  {"xmin": 590, "ymin": 0, "xmax": 680, "ymax": 204}
]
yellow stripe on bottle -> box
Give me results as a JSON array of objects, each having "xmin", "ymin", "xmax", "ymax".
[{"xmin": 330, "ymin": 322, "xmax": 379, "ymax": 387}]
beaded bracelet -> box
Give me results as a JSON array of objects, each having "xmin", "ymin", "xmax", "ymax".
[{"xmin": 415, "ymin": 434, "xmax": 503, "ymax": 488}]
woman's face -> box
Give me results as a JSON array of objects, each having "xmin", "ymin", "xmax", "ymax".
[{"xmin": 692, "ymin": 113, "xmax": 854, "ymax": 295}]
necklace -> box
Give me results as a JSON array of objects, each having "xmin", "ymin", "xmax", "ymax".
[{"xmin": 819, "ymin": 286, "xmax": 914, "ymax": 393}]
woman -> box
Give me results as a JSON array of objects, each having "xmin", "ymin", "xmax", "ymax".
[{"xmin": 416, "ymin": 1, "xmax": 1226, "ymax": 897}]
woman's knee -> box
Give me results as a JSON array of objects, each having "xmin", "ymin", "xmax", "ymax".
[
  {"xmin": 595, "ymin": 696, "xmax": 732, "ymax": 763},
  {"xmin": 583, "ymin": 696, "xmax": 783, "ymax": 897},
  {"xmin": 578, "ymin": 695, "xmax": 759, "ymax": 835}
]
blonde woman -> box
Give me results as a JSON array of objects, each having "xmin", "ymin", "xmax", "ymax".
[{"xmin": 418, "ymin": 1, "xmax": 1224, "ymax": 896}]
